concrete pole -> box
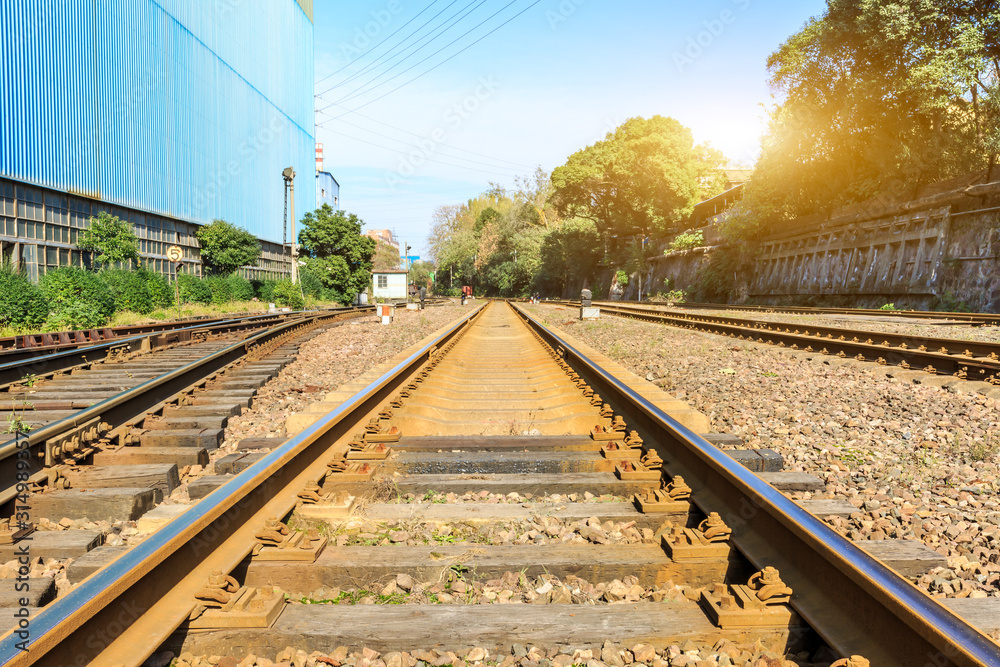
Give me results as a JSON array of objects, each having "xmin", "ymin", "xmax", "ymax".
[{"xmin": 289, "ymin": 176, "xmax": 298, "ymax": 285}]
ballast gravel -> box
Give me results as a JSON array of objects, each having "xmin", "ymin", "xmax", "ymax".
[{"xmin": 528, "ymin": 304, "xmax": 1000, "ymax": 600}]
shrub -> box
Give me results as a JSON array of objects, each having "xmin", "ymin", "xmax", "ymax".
[
  {"xmin": 667, "ymin": 230, "xmax": 705, "ymax": 253},
  {"xmin": 0, "ymin": 265, "xmax": 49, "ymax": 329},
  {"xmin": 299, "ymin": 269, "xmax": 326, "ymax": 300},
  {"xmin": 144, "ymin": 270, "xmax": 175, "ymax": 308},
  {"xmin": 614, "ymin": 269, "xmax": 629, "ymax": 287},
  {"xmin": 272, "ymin": 280, "xmax": 305, "ymax": 309},
  {"xmin": 227, "ymin": 273, "xmax": 255, "ymax": 301},
  {"xmin": 205, "ymin": 275, "xmax": 233, "ymax": 305},
  {"xmin": 40, "ymin": 267, "xmax": 115, "ymax": 320},
  {"xmin": 99, "ymin": 269, "xmax": 156, "ymax": 314},
  {"xmin": 253, "ymin": 279, "xmax": 279, "ymax": 303},
  {"xmin": 178, "ymin": 274, "xmax": 212, "ymax": 305},
  {"xmin": 44, "ymin": 301, "xmax": 107, "ymax": 331}
]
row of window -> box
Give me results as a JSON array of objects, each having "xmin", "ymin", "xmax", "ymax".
[{"xmin": 1, "ymin": 180, "xmax": 291, "ymax": 281}]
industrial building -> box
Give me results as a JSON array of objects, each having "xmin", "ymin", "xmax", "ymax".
[{"xmin": 0, "ymin": 0, "xmax": 316, "ymax": 280}]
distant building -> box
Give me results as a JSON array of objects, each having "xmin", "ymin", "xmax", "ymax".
[
  {"xmin": 372, "ymin": 269, "xmax": 408, "ymax": 300},
  {"xmin": 0, "ymin": 0, "xmax": 315, "ymax": 281},
  {"xmin": 316, "ymin": 172, "xmax": 340, "ymax": 209},
  {"xmin": 365, "ymin": 229, "xmax": 399, "ymax": 251},
  {"xmin": 315, "ymin": 144, "xmax": 340, "ymax": 209}
]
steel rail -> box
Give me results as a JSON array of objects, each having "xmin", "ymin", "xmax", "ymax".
[
  {"xmin": 0, "ymin": 307, "xmax": 371, "ymax": 388},
  {"xmin": 668, "ymin": 301, "xmax": 1000, "ymax": 326},
  {"xmin": 591, "ymin": 301, "xmax": 1000, "ymax": 360},
  {"xmin": 512, "ymin": 303, "xmax": 997, "ymax": 666},
  {"xmin": 0, "ymin": 303, "xmax": 486, "ymax": 667},
  {"xmin": 555, "ymin": 300, "xmax": 1000, "ymax": 382},
  {"xmin": 0, "ymin": 307, "xmax": 360, "ymax": 367},
  {"xmin": 0, "ymin": 307, "xmax": 373, "ymax": 507},
  {"xmin": 0, "ymin": 306, "xmax": 358, "ymax": 351}
]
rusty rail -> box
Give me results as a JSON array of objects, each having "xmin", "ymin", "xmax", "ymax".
[
  {"xmin": 0, "ymin": 304, "xmax": 485, "ymax": 666},
  {"xmin": 512, "ymin": 303, "xmax": 998, "ymax": 666},
  {"xmin": 553, "ymin": 300, "xmax": 1000, "ymax": 383}
]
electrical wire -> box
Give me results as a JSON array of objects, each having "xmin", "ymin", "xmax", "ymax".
[
  {"xmin": 317, "ymin": 105, "xmax": 534, "ymax": 168},
  {"xmin": 326, "ymin": 0, "xmax": 493, "ymax": 106},
  {"xmin": 314, "ymin": 1, "xmax": 443, "ymax": 88},
  {"xmin": 317, "ymin": 0, "xmax": 542, "ymax": 119},
  {"xmin": 317, "ymin": 112, "xmax": 524, "ymax": 173},
  {"xmin": 321, "ymin": 127, "xmax": 526, "ymax": 177},
  {"xmin": 329, "ymin": 0, "xmax": 488, "ymax": 96}
]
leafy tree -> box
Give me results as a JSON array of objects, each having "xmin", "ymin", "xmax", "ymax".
[
  {"xmin": 195, "ymin": 219, "xmax": 261, "ymax": 276},
  {"xmin": 298, "ymin": 206, "xmax": 375, "ymax": 305},
  {"xmin": 372, "ymin": 241, "xmax": 401, "ymax": 271},
  {"xmin": 550, "ymin": 116, "xmax": 726, "ymax": 238},
  {"xmin": 409, "ymin": 260, "xmax": 435, "ymax": 292},
  {"xmin": 755, "ymin": 0, "xmax": 1000, "ymax": 224},
  {"xmin": 77, "ymin": 212, "xmax": 140, "ymax": 268},
  {"xmin": 534, "ymin": 218, "xmax": 601, "ymax": 296}
]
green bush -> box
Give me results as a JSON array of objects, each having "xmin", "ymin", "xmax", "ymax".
[
  {"xmin": 272, "ymin": 280, "xmax": 305, "ymax": 309},
  {"xmin": 44, "ymin": 301, "xmax": 107, "ymax": 331},
  {"xmin": 99, "ymin": 269, "xmax": 156, "ymax": 314},
  {"xmin": 668, "ymin": 230, "xmax": 705, "ymax": 253},
  {"xmin": 40, "ymin": 267, "xmax": 115, "ymax": 320},
  {"xmin": 615, "ymin": 269, "xmax": 629, "ymax": 287},
  {"xmin": 205, "ymin": 275, "xmax": 233, "ymax": 305},
  {"xmin": 144, "ymin": 269, "xmax": 175, "ymax": 308},
  {"xmin": 299, "ymin": 269, "xmax": 326, "ymax": 300},
  {"xmin": 226, "ymin": 274, "xmax": 255, "ymax": 301},
  {"xmin": 253, "ymin": 279, "xmax": 279, "ymax": 303},
  {"xmin": 178, "ymin": 274, "xmax": 212, "ymax": 305},
  {"xmin": 0, "ymin": 265, "xmax": 49, "ymax": 329}
]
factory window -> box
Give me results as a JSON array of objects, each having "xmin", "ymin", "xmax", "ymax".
[{"xmin": 377, "ymin": 275, "xmax": 388, "ymax": 289}]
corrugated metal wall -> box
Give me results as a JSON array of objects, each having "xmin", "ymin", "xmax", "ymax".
[{"xmin": 0, "ymin": 0, "xmax": 314, "ymax": 244}]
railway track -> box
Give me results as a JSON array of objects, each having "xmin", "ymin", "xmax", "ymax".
[
  {"xmin": 0, "ymin": 309, "xmax": 347, "ymax": 366},
  {"xmin": 1, "ymin": 301, "xmax": 995, "ymax": 666},
  {"xmin": 669, "ymin": 302, "xmax": 1000, "ymax": 327},
  {"xmin": 555, "ymin": 300, "xmax": 1000, "ymax": 386}
]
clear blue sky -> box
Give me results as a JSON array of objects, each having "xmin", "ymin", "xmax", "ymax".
[{"xmin": 312, "ymin": 0, "xmax": 827, "ymax": 258}]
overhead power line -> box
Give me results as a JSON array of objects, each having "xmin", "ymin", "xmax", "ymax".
[
  {"xmin": 321, "ymin": 127, "xmax": 526, "ymax": 177},
  {"xmin": 314, "ymin": 0, "xmax": 443, "ymax": 89},
  {"xmin": 315, "ymin": 106, "xmax": 534, "ymax": 170},
  {"xmin": 317, "ymin": 0, "xmax": 540, "ymax": 116},
  {"xmin": 326, "ymin": 0, "xmax": 483, "ymax": 96}
]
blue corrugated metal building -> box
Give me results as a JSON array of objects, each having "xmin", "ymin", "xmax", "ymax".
[{"xmin": 0, "ymin": 0, "xmax": 315, "ymax": 279}]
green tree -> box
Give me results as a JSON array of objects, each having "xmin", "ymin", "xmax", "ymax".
[
  {"xmin": 755, "ymin": 0, "xmax": 1000, "ymax": 224},
  {"xmin": 298, "ymin": 206, "xmax": 375, "ymax": 304},
  {"xmin": 535, "ymin": 218, "xmax": 601, "ymax": 296},
  {"xmin": 77, "ymin": 212, "xmax": 140, "ymax": 268},
  {"xmin": 372, "ymin": 241, "xmax": 401, "ymax": 271},
  {"xmin": 409, "ymin": 260, "xmax": 435, "ymax": 292},
  {"xmin": 195, "ymin": 219, "xmax": 261, "ymax": 275},
  {"xmin": 550, "ymin": 116, "xmax": 726, "ymax": 238}
]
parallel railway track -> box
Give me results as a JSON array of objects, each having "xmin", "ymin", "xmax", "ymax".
[
  {"xmin": 0, "ymin": 302, "xmax": 994, "ymax": 665},
  {"xmin": 555, "ymin": 300, "xmax": 1000, "ymax": 385},
  {"xmin": 668, "ymin": 301, "xmax": 1000, "ymax": 327},
  {"xmin": 0, "ymin": 305, "xmax": 373, "ymax": 513}
]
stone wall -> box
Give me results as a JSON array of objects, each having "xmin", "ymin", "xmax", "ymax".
[{"xmin": 749, "ymin": 179, "xmax": 1000, "ymax": 311}]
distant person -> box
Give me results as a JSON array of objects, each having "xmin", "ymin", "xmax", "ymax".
[{"xmin": 419, "ymin": 285, "xmax": 426, "ymax": 308}]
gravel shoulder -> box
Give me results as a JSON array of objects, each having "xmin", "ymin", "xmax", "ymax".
[{"xmin": 528, "ymin": 304, "xmax": 1000, "ymax": 602}]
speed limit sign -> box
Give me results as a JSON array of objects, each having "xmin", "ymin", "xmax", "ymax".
[{"xmin": 166, "ymin": 245, "xmax": 183, "ymax": 262}]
